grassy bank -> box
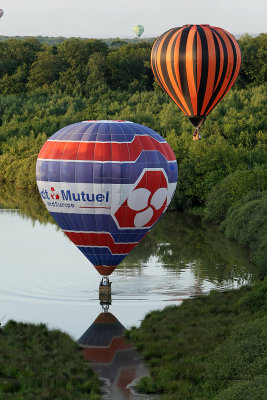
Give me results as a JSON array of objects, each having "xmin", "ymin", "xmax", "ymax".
[
  {"xmin": 127, "ymin": 280, "xmax": 267, "ymax": 400},
  {"xmin": 220, "ymin": 191, "xmax": 267, "ymax": 278},
  {"xmin": 204, "ymin": 175, "xmax": 267, "ymax": 278},
  {"xmin": 0, "ymin": 321, "xmax": 100, "ymax": 399}
]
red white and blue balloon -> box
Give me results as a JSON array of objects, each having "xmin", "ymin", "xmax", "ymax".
[{"xmin": 36, "ymin": 120, "xmax": 178, "ymax": 276}]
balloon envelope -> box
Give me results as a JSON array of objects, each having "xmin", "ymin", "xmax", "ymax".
[
  {"xmin": 36, "ymin": 120, "xmax": 178, "ymax": 276},
  {"xmin": 133, "ymin": 25, "xmax": 144, "ymax": 38},
  {"xmin": 151, "ymin": 24, "xmax": 241, "ymax": 128}
]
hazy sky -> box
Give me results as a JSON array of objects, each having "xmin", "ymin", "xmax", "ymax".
[{"xmin": 0, "ymin": 0, "xmax": 266, "ymax": 38}]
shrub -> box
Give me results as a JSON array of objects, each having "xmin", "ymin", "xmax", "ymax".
[
  {"xmin": 204, "ymin": 167, "xmax": 267, "ymax": 223},
  {"xmin": 0, "ymin": 321, "xmax": 101, "ymax": 399},
  {"xmin": 220, "ymin": 191, "xmax": 267, "ymax": 277}
]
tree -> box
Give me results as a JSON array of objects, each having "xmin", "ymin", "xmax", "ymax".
[
  {"xmin": 0, "ymin": 64, "xmax": 28, "ymax": 94},
  {"xmin": 0, "ymin": 38, "xmax": 42, "ymax": 77},
  {"xmin": 236, "ymin": 34, "xmax": 267, "ymax": 88},
  {"xmin": 58, "ymin": 38, "xmax": 108, "ymax": 68},
  {"xmin": 85, "ymin": 53, "xmax": 108, "ymax": 91},
  {"xmin": 106, "ymin": 43, "xmax": 153, "ymax": 91},
  {"xmin": 27, "ymin": 46, "xmax": 66, "ymax": 90}
]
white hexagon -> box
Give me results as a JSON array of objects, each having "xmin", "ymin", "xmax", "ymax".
[
  {"xmin": 134, "ymin": 207, "xmax": 154, "ymax": 227},
  {"xmin": 150, "ymin": 188, "xmax": 168, "ymax": 210},
  {"xmin": 127, "ymin": 188, "xmax": 151, "ymax": 211}
]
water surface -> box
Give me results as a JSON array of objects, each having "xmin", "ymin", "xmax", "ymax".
[
  {"xmin": 0, "ymin": 185, "xmax": 258, "ymax": 399},
  {"xmin": 0, "ymin": 185, "xmax": 257, "ymax": 336}
]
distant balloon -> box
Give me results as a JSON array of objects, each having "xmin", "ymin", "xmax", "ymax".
[
  {"xmin": 36, "ymin": 120, "xmax": 178, "ymax": 277},
  {"xmin": 0, "ymin": 9, "xmax": 4, "ymax": 18},
  {"xmin": 133, "ymin": 25, "xmax": 144, "ymax": 38},
  {"xmin": 151, "ymin": 24, "xmax": 241, "ymax": 130}
]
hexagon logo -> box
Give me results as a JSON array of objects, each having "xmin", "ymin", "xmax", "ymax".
[{"xmin": 114, "ymin": 169, "xmax": 168, "ymax": 229}]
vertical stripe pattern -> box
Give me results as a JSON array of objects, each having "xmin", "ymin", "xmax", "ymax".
[{"xmin": 151, "ymin": 24, "xmax": 241, "ymax": 128}]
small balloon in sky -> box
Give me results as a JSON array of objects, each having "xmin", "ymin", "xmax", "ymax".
[
  {"xmin": 133, "ymin": 25, "xmax": 144, "ymax": 38},
  {"xmin": 36, "ymin": 120, "xmax": 178, "ymax": 278},
  {"xmin": 0, "ymin": 9, "xmax": 4, "ymax": 18}
]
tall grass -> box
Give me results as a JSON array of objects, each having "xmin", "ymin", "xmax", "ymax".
[{"xmin": 0, "ymin": 321, "xmax": 100, "ymax": 399}]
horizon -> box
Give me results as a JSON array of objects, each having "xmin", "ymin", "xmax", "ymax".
[
  {"xmin": 0, "ymin": 1, "xmax": 266, "ymax": 39},
  {"xmin": 0, "ymin": 32, "xmax": 262, "ymax": 41}
]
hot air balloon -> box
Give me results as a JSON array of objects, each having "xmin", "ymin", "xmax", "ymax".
[
  {"xmin": 151, "ymin": 25, "xmax": 241, "ymax": 139},
  {"xmin": 36, "ymin": 120, "xmax": 178, "ymax": 281},
  {"xmin": 0, "ymin": 9, "xmax": 4, "ymax": 18},
  {"xmin": 133, "ymin": 25, "xmax": 144, "ymax": 38}
]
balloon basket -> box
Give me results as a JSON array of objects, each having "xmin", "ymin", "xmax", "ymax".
[
  {"xmin": 99, "ymin": 285, "xmax": 111, "ymax": 297},
  {"xmin": 99, "ymin": 277, "xmax": 112, "ymax": 304},
  {"xmin": 99, "ymin": 286, "xmax": 112, "ymax": 311},
  {"xmin": 193, "ymin": 129, "xmax": 202, "ymax": 141}
]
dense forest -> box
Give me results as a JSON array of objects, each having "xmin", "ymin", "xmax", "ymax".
[{"xmin": 0, "ymin": 33, "xmax": 266, "ymax": 273}]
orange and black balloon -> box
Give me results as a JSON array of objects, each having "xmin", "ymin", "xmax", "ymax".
[{"xmin": 151, "ymin": 24, "xmax": 241, "ymax": 130}]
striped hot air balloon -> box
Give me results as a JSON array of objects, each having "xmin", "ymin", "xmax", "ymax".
[
  {"xmin": 36, "ymin": 120, "xmax": 178, "ymax": 277},
  {"xmin": 151, "ymin": 24, "xmax": 241, "ymax": 133}
]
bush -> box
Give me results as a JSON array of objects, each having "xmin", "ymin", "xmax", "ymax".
[
  {"xmin": 204, "ymin": 316, "xmax": 267, "ymax": 398},
  {"xmin": 220, "ymin": 191, "xmax": 267, "ymax": 277},
  {"xmin": 129, "ymin": 281, "xmax": 267, "ymax": 400},
  {"xmin": 204, "ymin": 167, "xmax": 267, "ymax": 223},
  {"xmin": 213, "ymin": 375, "xmax": 267, "ymax": 400},
  {"xmin": 0, "ymin": 321, "xmax": 101, "ymax": 399}
]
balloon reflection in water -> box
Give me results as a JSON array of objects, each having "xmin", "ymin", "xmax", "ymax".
[{"xmin": 79, "ymin": 306, "xmax": 148, "ymax": 399}]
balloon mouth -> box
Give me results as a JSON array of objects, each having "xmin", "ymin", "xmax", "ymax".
[
  {"xmin": 85, "ymin": 120, "xmax": 131, "ymax": 123},
  {"xmin": 183, "ymin": 24, "xmax": 210, "ymax": 27},
  {"xmin": 188, "ymin": 117, "xmax": 206, "ymax": 129},
  {"xmin": 94, "ymin": 265, "xmax": 117, "ymax": 276},
  {"xmin": 94, "ymin": 312, "xmax": 118, "ymax": 324}
]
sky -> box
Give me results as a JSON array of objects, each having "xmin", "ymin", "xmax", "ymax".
[{"xmin": 0, "ymin": 0, "xmax": 266, "ymax": 39}]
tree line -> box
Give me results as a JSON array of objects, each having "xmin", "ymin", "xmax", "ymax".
[
  {"xmin": 0, "ymin": 34, "xmax": 265, "ymax": 96},
  {"xmin": 0, "ymin": 84, "xmax": 265, "ymax": 205},
  {"xmin": 0, "ymin": 38, "xmax": 153, "ymax": 95},
  {"xmin": 0, "ymin": 34, "xmax": 266, "ymax": 273}
]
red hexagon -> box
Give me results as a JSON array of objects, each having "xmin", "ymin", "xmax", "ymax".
[{"xmin": 114, "ymin": 170, "xmax": 168, "ymax": 228}]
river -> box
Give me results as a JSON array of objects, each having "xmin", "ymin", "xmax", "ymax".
[{"xmin": 0, "ymin": 185, "xmax": 259, "ymax": 399}]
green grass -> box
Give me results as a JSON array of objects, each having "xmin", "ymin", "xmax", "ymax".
[
  {"xmin": 127, "ymin": 280, "xmax": 267, "ymax": 400},
  {"xmin": 0, "ymin": 321, "xmax": 100, "ymax": 399}
]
